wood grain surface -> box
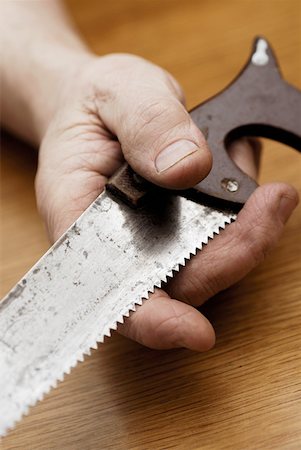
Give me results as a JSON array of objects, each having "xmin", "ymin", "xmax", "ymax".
[{"xmin": 1, "ymin": 0, "xmax": 301, "ymax": 449}]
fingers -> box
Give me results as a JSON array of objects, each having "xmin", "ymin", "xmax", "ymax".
[
  {"xmin": 228, "ymin": 137, "xmax": 262, "ymax": 179},
  {"xmin": 166, "ymin": 182, "xmax": 299, "ymax": 306},
  {"xmin": 35, "ymin": 111, "xmax": 124, "ymax": 242},
  {"xmin": 92, "ymin": 55, "xmax": 212, "ymax": 189},
  {"xmin": 118, "ymin": 290, "xmax": 215, "ymax": 352},
  {"xmin": 117, "ymin": 174, "xmax": 298, "ymax": 352}
]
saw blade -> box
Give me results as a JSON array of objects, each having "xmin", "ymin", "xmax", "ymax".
[{"xmin": 0, "ymin": 190, "xmax": 236, "ymax": 435}]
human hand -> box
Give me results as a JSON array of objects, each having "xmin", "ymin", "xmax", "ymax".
[{"xmin": 35, "ymin": 54, "xmax": 299, "ymax": 352}]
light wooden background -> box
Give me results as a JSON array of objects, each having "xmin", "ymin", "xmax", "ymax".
[{"xmin": 1, "ymin": 1, "xmax": 301, "ymax": 449}]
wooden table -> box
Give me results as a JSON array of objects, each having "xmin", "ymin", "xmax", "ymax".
[{"xmin": 1, "ymin": 1, "xmax": 301, "ymax": 448}]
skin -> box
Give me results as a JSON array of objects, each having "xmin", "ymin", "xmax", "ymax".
[{"xmin": 1, "ymin": 1, "xmax": 299, "ymax": 352}]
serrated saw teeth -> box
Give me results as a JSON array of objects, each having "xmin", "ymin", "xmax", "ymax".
[
  {"xmin": 83, "ymin": 348, "xmax": 92, "ymax": 357},
  {"xmin": 0, "ymin": 190, "xmax": 236, "ymax": 436}
]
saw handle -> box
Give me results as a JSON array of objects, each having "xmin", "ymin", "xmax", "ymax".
[
  {"xmin": 106, "ymin": 164, "xmax": 156, "ymax": 208},
  {"xmin": 107, "ymin": 37, "xmax": 301, "ymax": 208}
]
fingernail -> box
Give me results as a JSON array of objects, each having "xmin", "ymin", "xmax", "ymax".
[
  {"xmin": 278, "ymin": 194, "xmax": 298, "ymax": 224},
  {"xmin": 155, "ymin": 140, "xmax": 199, "ymax": 173}
]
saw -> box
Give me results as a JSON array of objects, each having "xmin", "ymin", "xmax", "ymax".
[{"xmin": 0, "ymin": 37, "xmax": 300, "ymax": 436}]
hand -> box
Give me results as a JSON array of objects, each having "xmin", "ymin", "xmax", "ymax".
[{"xmin": 35, "ymin": 54, "xmax": 299, "ymax": 351}]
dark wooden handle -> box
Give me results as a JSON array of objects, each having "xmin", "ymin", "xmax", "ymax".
[{"xmin": 106, "ymin": 164, "xmax": 158, "ymax": 207}]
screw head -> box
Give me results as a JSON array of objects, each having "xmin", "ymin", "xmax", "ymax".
[{"xmin": 221, "ymin": 178, "xmax": 239, "ymax": 193}]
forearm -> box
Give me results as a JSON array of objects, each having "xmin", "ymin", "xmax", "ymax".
[{"xmin": 0, "ymin": 0, "xmax": 92, "ymax": 145}]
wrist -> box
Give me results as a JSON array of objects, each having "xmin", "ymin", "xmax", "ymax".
[
  {"xmin": 29, "ymin": 47, "xmax": 96, "ymax": 144},
  {"xmin": 0, "ymin": 0, "xmax": 99, "ymax": 146}
]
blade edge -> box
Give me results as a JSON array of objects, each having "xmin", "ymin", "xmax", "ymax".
[{"xmin": 0, "ymin": 192, "xmax": 236, "ymax": 436}]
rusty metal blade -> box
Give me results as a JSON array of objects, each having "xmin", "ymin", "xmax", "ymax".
[{"xmin": 0, "ymin": 190, "xmax": 236, "ymax": 435}]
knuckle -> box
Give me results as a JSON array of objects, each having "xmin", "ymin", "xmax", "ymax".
[
  {"xmin": 235, "ymin": 215, "xmax": 276, "ymax": 268},
  {"xmin": 138, "ymin": 100, "xmax": 171, "ymax": 126},
  {"xmin": 170, "ymin": 264, "xmax": 221, "ymax": 306},
  {"xmin": 126, "ymin": 98, "xmax": 189, "ymax": 149},
  {"xmin": 200, "ymin": 269, "xmax": 226, "ymax": 300},
  {"xmin": 185, "ymin": 273, "xmax": 217, "ymax": 304},
  {"xmin": 246, "ymin": 228, "xmax": 272, "ymax": 265}
]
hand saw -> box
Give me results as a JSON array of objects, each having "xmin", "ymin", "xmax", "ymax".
[{"xmin": 0, "ymin": 37, "xmax": 300, "ymax": 436}]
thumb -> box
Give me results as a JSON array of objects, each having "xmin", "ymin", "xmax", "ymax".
[{"xmin": 96, "ymin": 55, "xmax": 212, "ymax": 189}]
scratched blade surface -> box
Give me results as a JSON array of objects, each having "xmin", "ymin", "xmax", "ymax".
[{"xmin": 0, "ymin": 190, "xmax": 236, "ymax": 435}]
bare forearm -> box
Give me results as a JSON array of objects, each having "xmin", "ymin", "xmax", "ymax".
[{"xmin": 0, "ymin": 0, "xmax": 91, "ymax": 145}]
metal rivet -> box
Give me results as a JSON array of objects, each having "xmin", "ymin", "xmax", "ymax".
[{"xmin": 221, "ymin": 178, "xmax": 239, "ymax": 193}]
